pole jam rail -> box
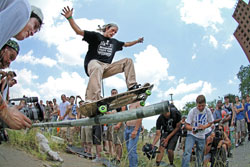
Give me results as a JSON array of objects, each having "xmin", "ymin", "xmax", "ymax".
[{"xmin": 32, "ymin": 100, "xmax": 170, "ymax": 128}]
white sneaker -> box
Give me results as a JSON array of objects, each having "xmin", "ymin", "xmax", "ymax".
[
  {"xmin": 92, "ymin": 157, "xmax": 102, "ymax": 163},
  {"xmin": 236, "ymin": 143, "xmax": 239, "ymax": 147}
]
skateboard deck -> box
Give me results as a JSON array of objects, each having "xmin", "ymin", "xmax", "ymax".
[
  {"xmin": 66, "ymin": 145, "xmax": 96, "ymax": 159},
  {"xmin": 79, "ymin": 83, "xmax": 154, "ymax": 117},
  {"xmin": 102, "ymin": 158, "xmax": 118, "ymax": 167}
]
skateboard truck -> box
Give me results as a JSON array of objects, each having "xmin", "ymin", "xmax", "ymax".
[{"xmin": 139, "ymin": 89, "xmax": 152, "ymax": 106}]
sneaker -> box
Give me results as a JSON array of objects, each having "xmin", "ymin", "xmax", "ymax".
[
  {"xmin": 128, "ymin": 84, "xmax": 141, "ymax": 91},
  {"xmin": 228, "ymin": 152, "xmax": 233, "ymax": 158},
  {"xmin": 236, "ymin": 143, "xmax": 239, "ymax": 147},
  {"xmin": 168, "ymin": 164, "xmax": 176, "ymax": 167},
  {"xmin": 239, "ymin": 142, "xmax": 244, "ymax": 146},
  {"xmin": 92, "ymin": 157, "xmax": 102, "ymax": 163}
]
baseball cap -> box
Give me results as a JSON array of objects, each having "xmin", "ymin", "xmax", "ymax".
[
  {"xmin": 5, "ymin": 39, "xmax": 19, "ymax": 54},
  {"xmin": 31, "ymin": 5, "xmax": 44, "ymax": 25}
]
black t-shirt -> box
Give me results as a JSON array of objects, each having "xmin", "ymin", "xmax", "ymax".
[
  {"xmin": 82, "ymin": 31, "xmax": 125, "ymax": 76},
  {"xmin": 156, "ymin": 110, "xmax": 181, "ymax": 135}
]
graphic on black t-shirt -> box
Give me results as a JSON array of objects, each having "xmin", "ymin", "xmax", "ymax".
[
  {"xmin": 97, "ymin": 40, "xmax": 114, "ymax": 57},
  {"xmin": 165, "ymin": 118, "xmax": 174, "ymax": 132}
]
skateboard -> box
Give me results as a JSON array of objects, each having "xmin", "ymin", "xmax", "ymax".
[
  {"xmin": 102, "ymin": 158, "xmax": 118, "ymax": 167},
  {"xmin": 66, "ymin": 145, "xmax": 96, "ymax": 159},
  {"xmin": 229, "ymin": 126, "xmax": 235, "ymax": 149},
  {"xmin": 79, "ymin": 83, "xmax": 154, "ymax": 117}
]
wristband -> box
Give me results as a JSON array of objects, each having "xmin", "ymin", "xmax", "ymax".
[{"xmin": 67, "ymin": 16, "xmax": 73, "ymax": 20}]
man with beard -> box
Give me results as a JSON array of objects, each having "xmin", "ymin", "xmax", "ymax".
[{"xmin": 0, "ymin": 39, "xmax": 32, "ymax": 129}]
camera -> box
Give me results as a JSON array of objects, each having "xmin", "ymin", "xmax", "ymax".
[
  {"xmin": 142, "ymin": 143, "xmax": 159, "ymax": 160},
  {"xmin": 210, "ymin": 124, "xmax": 223, "ymax": 152},
  {"xmin": 9, "ymin": 96, "xmax": 44, "ymax": 121}
]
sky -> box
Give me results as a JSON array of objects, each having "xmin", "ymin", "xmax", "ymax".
[{"xmin": 7, "ymin": 0, "xmax": 249, "ymax": 130}]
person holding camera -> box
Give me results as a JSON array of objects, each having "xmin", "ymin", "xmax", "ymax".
[
  {"xmin": 213, "ymin": 100, "xmax": 231, "ymax": 134},
  {"xmin": 204, "ymin": 124, "xmax": 231, "ymax": 167},
  {"xmin": 182, "ymin": 95, "xmax": 214, "ymax": 167},
  {"xmin": 151, "ymin": 104, "xmax": 181, "ymax": 167},
  {"xmin": 0, "ymin": 40, "xmax": 32, "ymax": 130}
]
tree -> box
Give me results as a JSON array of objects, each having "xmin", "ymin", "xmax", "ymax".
[
  {"xmin": 150, "ymin": 126, "xmax": 156, "ymax": 134},
  {"xmin": 237, "ymin": 65, "xmax": 250, "ymax": 98},
  {"xmin": 181, "ymin": 101, "xmax": 196, "ymax": 115},
  {"xmin": 207, "ymin": 99, "xmax": 216, "ymax": 108}
]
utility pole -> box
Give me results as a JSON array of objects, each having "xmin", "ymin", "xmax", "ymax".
[{"xmin": 169, "ymin": 93, "xmax": 174, "ymax": 104}]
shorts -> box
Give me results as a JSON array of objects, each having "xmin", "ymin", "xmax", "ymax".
[
  {"xmin": 107, "ymin": 125, "xmax": 113, "ymax": 141},
  {"xmin": 236, "ymin": 119, "xmax": 246, "ymax": 132},
  {"xmin": 160, "ymin": 133, "xmax": 179, "ymax": 151},
  {"xmin": 92, "ymin": 125, "xmax": 103, "ymax": 145},
  {"xmin": 81, "ymin": 126, "xmax": 92, "ymax": 143},
  {"xmin": 113, "ymin": 123, "xmax": 125, "ymax": 145}
]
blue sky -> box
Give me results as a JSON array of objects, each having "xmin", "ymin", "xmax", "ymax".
[{"xmin": 7, "ymin": 0, "xmax": 249, "ymax": 130}]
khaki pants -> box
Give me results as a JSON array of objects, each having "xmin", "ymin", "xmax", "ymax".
[{"xmin": 85, "ymin": 58, "xmax": 137, "ymax": 101}]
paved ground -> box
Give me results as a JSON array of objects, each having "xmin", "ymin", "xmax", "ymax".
[
  {"xmin": 1, "ymin": 139, "xmax": 250, "ymax": 167},
  {"xmin": 0, "ymin": 144, "xmax": 102, "ymax": 167},
  {"xmin": 228, "ymin": 140, "xmax": 250, "ymax": 167}
]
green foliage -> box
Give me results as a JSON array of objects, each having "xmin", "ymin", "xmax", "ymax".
[
  {"xmin": 150, "ymin": 126, "xmax": 156, "ymax": 134},
  {"xmin": 207, "ymin": 99, "xmax": 216, "ymax": 108},
  {"xmin": 237, "ymin": 65, "xmax": 250, "ymax": 97},
  {"xmin": 225, "ymin": 94, "xmax": 236, "ymax": 104},
  {"xmin": 181, "ymin": 101, "xmax": 196, "ymax": 115},
  {"xmin": 6, "ymin": 128, "xmax": 66, "ymax": 161}
]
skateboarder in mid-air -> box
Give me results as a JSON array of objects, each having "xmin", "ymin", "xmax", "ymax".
[{"xmin": 62, "ymin": 6, "xmax": 143, "ymax": 102}]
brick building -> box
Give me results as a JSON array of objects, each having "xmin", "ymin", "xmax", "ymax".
[{"xmin": 233, "ymin": 0, "xmax": 250, "ymax": 62}]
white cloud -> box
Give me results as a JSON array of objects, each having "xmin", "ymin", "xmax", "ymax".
[
  {"xmin": 10, "ymin": 68, "xmax": 40, "ymax": 99},
  {"xmin": 162, "ymin": 80, "xmax": 216, "ymax": 109},
  {"xmin": 209, "ymin": 35, "xmax": 218, "ymax": 48},
  {"xmin": 222, "ymin": 35, "xmax": 234, "ymax": 50},
  {"xmin": 203, "ymin": 35, "xmax": 218, "ymax": 48},
  {"xmin": 30, "ymin": 0, "xmax": 105, "ymax": 66},
  {"xmin": 38, "ymin": 72, "xmax": 87, "ymax": 100},
  {"xmin": 164, "ymin": 80, "xmax": 203, "ymax": 96},
  {"xmin": 178, "ymin": 0, "xmax": 235, "ymax": 31},
  {"xmin": 10, "ymin": 69, "xmax": 87, "ymax": 102},
  {"xmin": 16, "ymin": 50, "xmax": 57, "ymax": 67},
  {"xmin": 134, "ymin": 45, "xmax": 173, "ymax": 86},
  {"xmin": 228, "ymin": 80, "xmax": 233, "ymax": 84},
  {"xmin": 104, "ymin": 75, "xmax": 127, "ymax": 90},
  {"xmin": 15, "ymin": 68, "xmax": 39, "ymax": 85},
  {"xmin": 192, "ymin": 54, "xmax": 197, "ymax": 60}
]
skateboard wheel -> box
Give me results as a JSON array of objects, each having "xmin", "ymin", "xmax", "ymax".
[
  {"xmin": 145, "ymin": 90, "xmax": 151, "ymax": 95},
  {"xmin": 140, "ymin": 101, "xmax": 145, "ymax": 106},
  {"xmin": 99, "ymin": 105, "xmax": 107, "ymax": 113}
]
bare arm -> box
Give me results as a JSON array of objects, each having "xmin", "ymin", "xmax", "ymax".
[
  {"xmin": 61, "ymin": 6, "xmax": 84, "ymax": 36},
  {"xmin": 124, "ymin": 37, "xmax": 144, "ymax": 47},
  {"xmin": 152, "ymin": 130, "xmax": 161, "ymax": 146},
  {"xmin": 0, "ymin": 78, "xmax": 7, "ymax": 94}
]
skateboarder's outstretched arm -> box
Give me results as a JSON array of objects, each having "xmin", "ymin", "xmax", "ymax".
[
  {"xmin": 124, "ymin": 37, "xmax": 144, "ymax": 47},
  {"xmin": 61, "ymin": 6, "xmax": 84, "ymax": 36}
]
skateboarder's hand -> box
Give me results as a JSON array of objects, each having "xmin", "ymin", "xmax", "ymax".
[
  {"xmin": 61, "ymin": 6, "xmax": 73, "ymax": 19},
  {"xmin": 137, "ymin": 37, "xmax": 144, "ymax": 43}
]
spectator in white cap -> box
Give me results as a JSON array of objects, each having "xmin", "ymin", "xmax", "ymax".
[{"xmin": 0, "ymin": 0, "xmax": 44, "ymax": 49}]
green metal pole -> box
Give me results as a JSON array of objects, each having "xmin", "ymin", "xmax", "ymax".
[{"xmin": 32, "ymin": 100, "xmax": 170, "ymax": 128}]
